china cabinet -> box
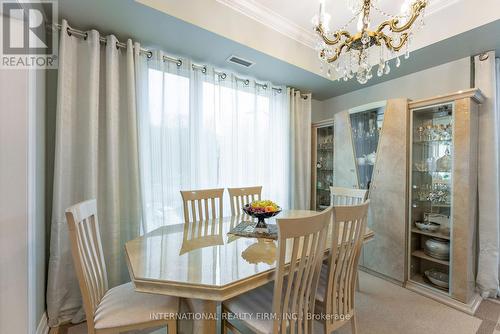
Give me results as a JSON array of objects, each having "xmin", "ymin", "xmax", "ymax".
[
  {"xmin": 334, "ymin": 99, "xmax": 409, "ymax": 283},
  {"xmin": 311, "ymin": 120, "xmax": 334, "ymax": 211},
  {"xmin": 406, "ymin": 89, "xmax": 484, "ymax": 314}
]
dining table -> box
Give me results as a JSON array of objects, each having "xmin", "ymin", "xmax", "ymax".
[{"xmin": 125, "ymin": 210, "xmax": 374, "ymax": 334}]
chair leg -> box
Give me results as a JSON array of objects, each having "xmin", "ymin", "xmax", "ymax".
[
  {"xmin": 167, "ymin": 319, "xmax": 177, "ymax": 334},
  {"xmin": 222, "ymin": 318, "xmax": 228, "ymax": 334},
  {"xmin": 221, "ymin": 306, "xmax": 241, "ymax": 334},
  {"xmin": 351, "ymin": 314, "xmax": 358, "ymax": 334}
]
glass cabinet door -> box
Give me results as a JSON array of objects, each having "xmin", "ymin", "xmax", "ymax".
[
  {"xmin": 409, "ymin": 102, "xmax": 453, "ymax": 293},
  {"xmin": 314, "ymin": 125, "xmax": 334, "ymax": 211},
  {"xmin": 349, "ymin": 107, "xmax": 385, "ymax": 189}
]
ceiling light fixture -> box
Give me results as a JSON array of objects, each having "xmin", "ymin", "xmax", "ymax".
[{"xmin": 312, "ymin": 0, "xmax": 427, "ymax": 84}]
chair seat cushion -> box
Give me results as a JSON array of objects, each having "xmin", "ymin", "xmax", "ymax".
[
  {"xmin": 94, "ymin": 282, "xmax": 178, "ymax": 330},
  {"xmin": 223, "ymin": 283, "xmax": 275, "ymax": 334}
]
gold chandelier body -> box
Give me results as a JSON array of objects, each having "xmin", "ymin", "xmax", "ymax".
[{"xmin": 313, "ymin": 0, "xmax": 427, "ymax": 83}]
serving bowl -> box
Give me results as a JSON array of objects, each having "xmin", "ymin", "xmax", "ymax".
[
  {"xmin": 424, "ymin": 269, "xmax": 449, "ymax": 288},
  {"xmin": 415, "ymin": 221, "xmax": 440, "ymax": 232},
  {"xmin": 424, "ymin": 238, "xmax": 450, "ymax": 260}
]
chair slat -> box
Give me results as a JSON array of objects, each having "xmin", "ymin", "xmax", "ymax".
[
  {"xmin": 322, "ymin": 201, "xmax": 369, "ymax": 332},
  {"xmin": 180, "ymin": 188, "xmax": 224, "ymax": 223},
  {"xmin": 227, "ymin": 186, "xmax": 262, "ymax": 216},
  {"xmin": 66, "ymin": 199, "xmax": 109, "ymax": 331},
  {"xmin": 330, "ymin": 187, "xmax": 367, "ymax": 207}
]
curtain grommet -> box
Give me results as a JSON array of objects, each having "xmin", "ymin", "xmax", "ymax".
[
  {"xmin": 479, "ymin": 53, "xmax": 489, "ymax": 61},
  {"xmin": 202, "ymin": 66, "xmax": 207, "ymax": 74},
  {"xmin": 66, "ymin": 27, "xmax": 72, "ymax": 36},
  {"xmin": 83, "ymin": 32, "xmax": 88, "ymax": 40},
  {"xmin": 147, "ymin": 51, "xmax": 153, "ymax": 59},
  {"xmin": 244, "ymin": 79, "xmax": 250, "ymax": 86},
  {"xmin": 220, "ymin": 73, "xmax": 227, "ymax": 80},
  {"xmin": 177, "ymin": 60, "xmax": 183, "ymax": 67}
]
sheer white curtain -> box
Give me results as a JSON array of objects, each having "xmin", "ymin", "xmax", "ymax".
[
  {"xmin": 46, "ymin": 20, "xmax": 141, "ymax": 326},
  {"xmin": 136, "ymin": 51, "xmax": 290, "ymax": 231},
  {"xmin": 474, "ymin": 51, "xmax": 500, "ymax": 298},
  {"xmin": 289, "ymin": 88, "xmax": 312, "ymax": 210}
]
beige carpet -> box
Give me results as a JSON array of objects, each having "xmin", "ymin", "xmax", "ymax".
[{"xmin": 65, "ymin": 271, "xmax": 488, "ymax": 334}]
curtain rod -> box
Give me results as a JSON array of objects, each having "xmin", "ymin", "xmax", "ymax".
[{"xmin": 54, "ymin": 23, "xmax": 285, "ymax": 94}]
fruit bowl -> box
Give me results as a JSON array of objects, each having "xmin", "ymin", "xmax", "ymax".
[{"xmin": 243, "ymin": 200, "xmax": 281, "ymax": 232}]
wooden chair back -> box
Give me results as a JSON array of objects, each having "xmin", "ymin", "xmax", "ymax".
[
  {"xmin": 227, "ymin": 186, "xmax": 262, "ymax": 216},
  {"xmin": 323, "ymin": 201, "xmax": 369, "ymax": 332},
  {"xmin": 272, "ymin": 207, "xmax": 332, "ymax": 334},
  {"xmin": 65, "ymin": 199, "xmax": 108, "ymax": 330},
  {"xmin": 180, "ymin": 188, "xmax": 224, "ymax": 223},
  {"xmin": 330, "ymin": 186, "xmax": 367, "ymax": 206}
]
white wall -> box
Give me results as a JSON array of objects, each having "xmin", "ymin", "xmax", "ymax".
[
  {"xmin": 0, "ymin": 65, "xmax": 30, "ymax": 334},
  {"xmin": 314, "ymin": 57, "xmax": 471, "ymax": 120},
  {"xmin": 311, "ymin": 98, "xmax": 327, "ymax": 123},
  {"xmin": 0, "ymin": 15, "xmax": 46, "ymax": 334}
]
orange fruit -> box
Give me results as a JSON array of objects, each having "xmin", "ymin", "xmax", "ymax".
[{"xmin": 264, "ymin": 206, "xmax": 275, "ymax": 213}]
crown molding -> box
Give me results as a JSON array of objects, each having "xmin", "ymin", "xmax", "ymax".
[
  {"xmin": 426, "ymin": 0, "xmax": 461, "ymax": 15},
  {"xmin": 216, "ymin": 0, "xmax": 317, "ymax": 49},
  {"xmin": 217, "ymin": 0, "xmax": 463, "ymax": 51}
]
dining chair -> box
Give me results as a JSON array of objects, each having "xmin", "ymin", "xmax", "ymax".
[
  {"xmin": 180, "ymin": 188, "xmax": 224, "ymax": 223},
  {"xmin": 227, "ymin": 186, "xmax": 262, "ymax": 216},
  {"xmin": 66, "ymin": 199, "xmax": 179, "ymax": 334},
  {"xmin": 329, "ymin": 186, "xmax": 368, "ymax": 206},
  {"xmin": 222, "ymin": 207, "xmax": 333, "ymax": 334},
  {"xmin": 329, "ymin": 186, "xmax": 368, "ymax": 292},
  {"xmin": 315, "ymin": 201, "xmax": 370, "ymax": 334}
]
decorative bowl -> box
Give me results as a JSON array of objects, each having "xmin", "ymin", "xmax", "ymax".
[
  {"xmin": 415, "ymin": 221, "xmax": 440, "ymax": 232},
  {"xmin": 424, "ymin": 269, "xmax": 449, "ymax": 288},
  {"xmin": 424, "ymin": 238, "xmax": 450, "ymax": 260},
  {"xmin": 243, "ymin": 204, "xmax": 281, "ymax": 232}
]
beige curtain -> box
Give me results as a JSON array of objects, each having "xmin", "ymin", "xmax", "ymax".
[
  {"xmin": 474, "ymin": 51, "xmax": 500, "ymax": 298},
  {"xmin": 46, "ymin": 20, "xmax": 141, "ymax": 326},
  {"xmin": 289, "ymin": 88, "xmax": 312, "ymax": 209}
]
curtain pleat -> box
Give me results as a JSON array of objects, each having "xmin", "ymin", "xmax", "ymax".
[
  {"xmin": 289, "ymin": 88, "xmax": 312, "ymax": 210},
  {"xmin": 474, "ymin": 51, "xmax": 500, "ymax": 298},
  {"xmin": 46, "ymin": 20, "xmax": 141, "ymax": 326}
]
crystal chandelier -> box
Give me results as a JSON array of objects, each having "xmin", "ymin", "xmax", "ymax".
[{"xmin": 312, "ymin": 0, "xmax": 427, "ymax": 84}]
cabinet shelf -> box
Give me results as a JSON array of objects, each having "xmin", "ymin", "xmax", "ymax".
[
  {"xmin": 410, "ymin": 273, "xmax": 449, "ymax": 293},
  {"xmin": 411, "ymin": 227, "xmax": 450, "ymax": 240},
  {"xmin": 412, "ymin": 170, "xmax": 451, "ymax": 174},
  {"xmin": 413, "ymin": 140, "xmax": 452, "ymax": 144},
  {"xmin": 411, "ymin": 250, "xmax": 449, "ymax": 266},
  {"xmin": 412, "ymin": 201, "xmax": 451, "ymax": 208}
]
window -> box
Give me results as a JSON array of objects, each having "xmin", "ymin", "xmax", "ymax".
[{"xmin": 138, "ymin": 67, "xmax": 289, "ymax": 230}]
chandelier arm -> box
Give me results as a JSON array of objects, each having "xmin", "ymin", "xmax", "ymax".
[
  {"xmin": 326, "ymin": 41, "xmax": 350, "ymax": 63},
  {"xmin": 316, "ymin": 25, "xmax": 352, "ymax": 46},
  {"xmin": 377, "ymin": 32, "xmax": 409, "ymax": 52},
  {"xmin": 376, "ymin": 0, "xmax": 426, "ymax": 34}
]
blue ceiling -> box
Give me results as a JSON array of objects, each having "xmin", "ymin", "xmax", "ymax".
[{"xmin": 57, "ymin": 0, "xmax": 500, "ymax": 100}]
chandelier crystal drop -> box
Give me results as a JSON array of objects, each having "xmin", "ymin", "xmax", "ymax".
[{"xmin": 313, "ymin": 0, "xmax": 427, "ymax": 84}]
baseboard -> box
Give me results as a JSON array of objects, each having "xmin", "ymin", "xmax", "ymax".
[
  {"xmin": 405, "ymin": 281, "xmax": 482, "ymax": 315},
  {"xmin": 359, "ymin": 266, "xmax": 404, "ymax": 287},
  {"xmin": 36, "ymin": 312, "xmax": 49, "ymax": 334}
]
